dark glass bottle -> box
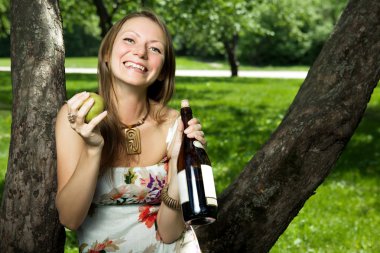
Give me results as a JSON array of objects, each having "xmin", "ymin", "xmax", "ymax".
[{"xmin": 177, "ymin": 99, "xmax": 218, "ymax": 225}]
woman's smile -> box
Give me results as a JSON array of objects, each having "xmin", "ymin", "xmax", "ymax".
[{"xmin": 124, "ymin": 61, "xmax": 148, "ymax": 73}]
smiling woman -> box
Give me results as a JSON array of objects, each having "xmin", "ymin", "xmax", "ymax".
[
  {"xmin": 55, "ymin": 10, "xmax": 202, "ymax": 253},
  {"xmin": 109, "ymin": 16, "xmax": 166, "ymax": 88}
]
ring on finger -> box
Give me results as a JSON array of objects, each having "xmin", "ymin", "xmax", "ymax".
[{"xmin": 68, "ymin": 113, "xmax": 77, "ymax": 124}]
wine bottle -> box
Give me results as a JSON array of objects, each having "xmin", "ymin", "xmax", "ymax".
[{"xmin": 177, "ymin": 99, "xmax": 218, "ymax": 225}]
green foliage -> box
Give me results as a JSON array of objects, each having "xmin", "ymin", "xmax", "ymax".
[
  {"xmin": 59, "ymin": 0, "xmax": 101, "ymax": 56},
  {"xmin": 0, "ymin": 71, "xmax": 379, "ymax": 251},
  {"xmin": 60, "ymin": 0, "xmax": 99, "ymax": 34},
  {"xmin": 239, "ymin": 0, "xmax": 348, "ymax": 65},
  {"xmin": 64, "ymin": 26, "xmax": 101, "ymax": 57},
  {"xmin": 0, "ymin": 0, "xmax": 10, "ymax": 57},
  {"xmin": 0, "ymin": 0, "xmax": 10, "ymax": 38},
  {"xmin": 155, "ymin": 0, "xmax": 264, "ymax": 58},
  {"xmin": 0, "ymin": 0, "xmax": 349, "ymax": 65}
]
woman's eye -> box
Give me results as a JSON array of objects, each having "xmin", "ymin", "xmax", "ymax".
[
  {"xmin": 150, "ymin": 47, "xmax": 161, "ymax": 54},
  {"xmin": 124, "ymin": 38, "xmax": 134, "ymax": 44}
]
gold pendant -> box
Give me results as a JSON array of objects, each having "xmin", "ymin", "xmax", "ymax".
[{"xmin": 124, "ymin": 128, "xmax": 141, "ymax": 155}]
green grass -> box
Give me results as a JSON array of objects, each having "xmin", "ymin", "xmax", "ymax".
[
  {"xmin": 0, "ymin": 56, "xmax": 310, "ymax": 71},
  {"xmin": 0, "ymin": 58, "xmax": 10, "ymax": 67},
  {"xmin": 0, "ymin": 71, "xmax": 379, "ymax": 252}
]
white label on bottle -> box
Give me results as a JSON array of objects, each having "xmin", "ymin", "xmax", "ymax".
[
  {"xmin": 207, "ymin": 197, "xmax": 218, "ymax": 206},
  {"xmin": 201, "ymin": 164, "xmax": 218, "ymax": 206},
  {"xmin": 190, "ymin": 166, "xmax": 201, "ymax": 214},
  {"xmin": 193, "ymin": 140, "xmax": 204, "ymax": 149},
  {"xmin": 177, "ymin": 170, "xmax": 189, "ymax": 204}
]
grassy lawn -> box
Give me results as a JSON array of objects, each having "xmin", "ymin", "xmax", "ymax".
[
  {"xmin": 0, "ymin": 56, "xmax": 310, "ymax": 71},
  {"xmin": 0, "ymin": 71, "xmax": 379, "ymax": 252}
]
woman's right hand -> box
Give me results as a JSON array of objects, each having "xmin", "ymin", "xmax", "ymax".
[
  {"xmin": 66, "ymin": 91, "xmax": 108, "ymax": 148},
  {"xmin": 56, "ymin": 91, "xmax": 107, "ymax": 230}
]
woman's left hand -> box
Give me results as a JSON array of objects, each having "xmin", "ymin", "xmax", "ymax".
[
  {"xmin": 168, "ymin": 117, "xmax": 207, "ymax": 161},
  {"xmin": 183, "ymin": 117, "xmax": 206, "ymax": 146}
]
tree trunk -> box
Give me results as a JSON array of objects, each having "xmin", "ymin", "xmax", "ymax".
[
  {"xmin": 223, "ymin": 33, "xmax": 239, "ymax": 77},
  {"xmin": 196, "ymin": 0, "xmax": 380, "ymax": 252},
  {"xmin": 0, "ymin": 0, "xmax": 66, "ymax": 252},
  {"xmin": 93, "ymin": 0, "xmax": 113, "ymax": 37}
]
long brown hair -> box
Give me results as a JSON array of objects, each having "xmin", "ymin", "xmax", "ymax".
[{"xmin": 97, "ymin": 10, "xmax": 176, "ymax": 170}]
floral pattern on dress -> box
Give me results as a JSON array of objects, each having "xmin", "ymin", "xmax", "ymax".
[
  {"xmin": 79, "ymin": 237, "xmax": 126, "ymax": 253},
  {"xmin": 138, "ymin": 205, "xmax": 160, "ymax": 229},
  {"xmin": 94, "ymin": 166, "xmax": 167, "ymax": 206},
  {"xmin": 78, "ymin": 153, "xmax": 202, "ymax": 253}
]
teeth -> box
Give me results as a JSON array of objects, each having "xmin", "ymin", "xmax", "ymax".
[{"xmin": 125, "ymin": 62, "xmax": 145, "ymax": 71}]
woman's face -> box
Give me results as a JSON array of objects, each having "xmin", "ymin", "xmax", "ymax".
[{"xmin": 110, "ymin": 17, "xmax": 166, "ymax": 89}]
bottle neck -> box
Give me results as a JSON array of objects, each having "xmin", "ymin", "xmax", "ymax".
[
  {"xmin": 180, "ymin": 106, "xmax": 193, "ymax": 129},
  {"xmin": 181, "ymin": 106, "xmax": 195, "ymax": 149}
]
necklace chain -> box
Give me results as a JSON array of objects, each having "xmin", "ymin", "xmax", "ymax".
[{"xmin": 121, "ymin": 107, "xmax": 150, "ymax": 129}]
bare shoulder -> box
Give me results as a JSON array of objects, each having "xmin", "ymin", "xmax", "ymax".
[
  {"xmin": 149, "ymin": 101, "xmax": 179, "ymax": 126},
  {"xmin": 166, "ymin": 107, "xmax": 180, "ymax": 123},
  {"xmin": 160, "ymin": 106, "xmax": 179, "ymax": 131},
  {"xmin": 56, "ymin": 103, "xmax": 70, "ymax": 128}
]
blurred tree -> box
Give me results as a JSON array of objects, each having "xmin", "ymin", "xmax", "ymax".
[
  {"xmin": 239, "ymin": 0, "xmax": 348, "ymax": 65},
  {"xmin": 0, "ymin": 0, "xmax": 349, "ymax": 65},
  {"xmin": 157, "ymin": 0, "xmax": 266, "ymax": 76},
  {"xmin": 59, "ymin": 0, "xmax": 100, "ymax": 56},
  {"xmin": 92, "ymin": 0, "xmax": 122, "ymax": 37},
  {"xmin": 59, "ymin": 0, "xmax": 140, "ymax": 56},
  {"xmin": 0, "ymin": 0, "xmax": 66, "ymax": 252}
]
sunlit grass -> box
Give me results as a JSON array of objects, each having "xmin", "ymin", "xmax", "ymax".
[
  {"xmin": 0, "ymin": 58, "xmax": 10, "ymax": 67},
  {"xmin": 0, "ymin": 71, "xmax": 379, "ymax": 252}
]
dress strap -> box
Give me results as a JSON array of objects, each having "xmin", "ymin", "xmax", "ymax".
[{"xmin": 165, "ymin": 117, "xmax": 179, "ymax": 151}]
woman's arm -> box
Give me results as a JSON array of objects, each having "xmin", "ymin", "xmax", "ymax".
[
  {"xmin": 157, "ymin": 117, "xmax": 206, "ymax": 243},
  {"xmin": 55, "ymin": 92, "xmax": 107, "ymax": 230}
]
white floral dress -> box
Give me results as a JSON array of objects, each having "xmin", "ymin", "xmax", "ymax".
[{"xmin": 77, "ymin": 121, "xmax": 201, "ymax": 253}]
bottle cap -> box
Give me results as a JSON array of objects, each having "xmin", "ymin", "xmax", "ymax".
[{"xmin": 181, "ymin": 99, "xmax": 190, "ymax": 108}]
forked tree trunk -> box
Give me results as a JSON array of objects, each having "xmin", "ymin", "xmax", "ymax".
[
  {"xmin": 0, "ymin": 0, "xmax": 66, "ymax": 252},
  {"xmin": 196, "ymin": 0, "xmax": 380, "ymax": 252}
]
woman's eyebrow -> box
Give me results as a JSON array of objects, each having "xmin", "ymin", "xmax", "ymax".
[{"xmin": 122, "ymin": 30, "xmax": 165, "ymax": 46}]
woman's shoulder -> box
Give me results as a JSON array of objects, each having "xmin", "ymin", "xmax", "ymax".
[
  {"xmin": 162, "ymin": 107, "xmax": 179, "ymax": 131},
  {"xmin": 166, "ymin": 107, "xmax": 180, "ymax": 121},
  {"xmin": 56, "ymin": 103, "xmax": 70, "ymax": 126},
  {"xmin": 150, "ymin": 101, "xmax": 179, "ymax": 125}
]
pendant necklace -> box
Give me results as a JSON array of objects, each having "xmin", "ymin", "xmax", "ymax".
[{"xmin": 122, "ymin": 108, "xmax": 149, "ymax": 155}]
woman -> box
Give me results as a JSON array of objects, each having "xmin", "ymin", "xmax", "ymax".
[{"xmin": 55, "ymin": 10, "xmax": 204, "ymax": 253}]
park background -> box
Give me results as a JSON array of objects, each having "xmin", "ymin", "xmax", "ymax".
[{"xmin": 0, "ymin": 0, "xmax": 379, "ymax": 252}]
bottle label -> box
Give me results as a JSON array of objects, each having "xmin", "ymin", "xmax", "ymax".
[
  {"xmin": 190, "ymin": 166, "xmax": 201, "ymax": 214},
  {"xmin": 177, "ymin": 170, "xmax": 189, "ymax": 204},
  {"xmin": 201, "ymin": 164, "xmax": 218, "ymax": 206},
  {"xmin": 193, "ymin": 140, "xmax": 204, "ymax": 149}
]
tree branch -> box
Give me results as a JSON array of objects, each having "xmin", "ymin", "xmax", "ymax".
[{"xmin": 196, "ymin": 0, "xmax": 380, "ymax": 252}]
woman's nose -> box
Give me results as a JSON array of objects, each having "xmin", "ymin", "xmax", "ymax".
[{"xmin": 133, "ymin": 45, "xmax": 147, "ymax": 58}]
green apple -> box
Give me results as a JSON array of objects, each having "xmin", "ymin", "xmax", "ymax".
[{"xmin": 85, "ymin": 92, "xmax": 105, "ymax": 123}]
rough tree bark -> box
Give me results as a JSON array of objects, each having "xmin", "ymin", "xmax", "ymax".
[
  {"xmin": 196, "ymin": 0, "xmax": 380, "ymax": 252},
  {"xmin": 0, "ymin": 0, "xmax": 66, "ymax": 252}
]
